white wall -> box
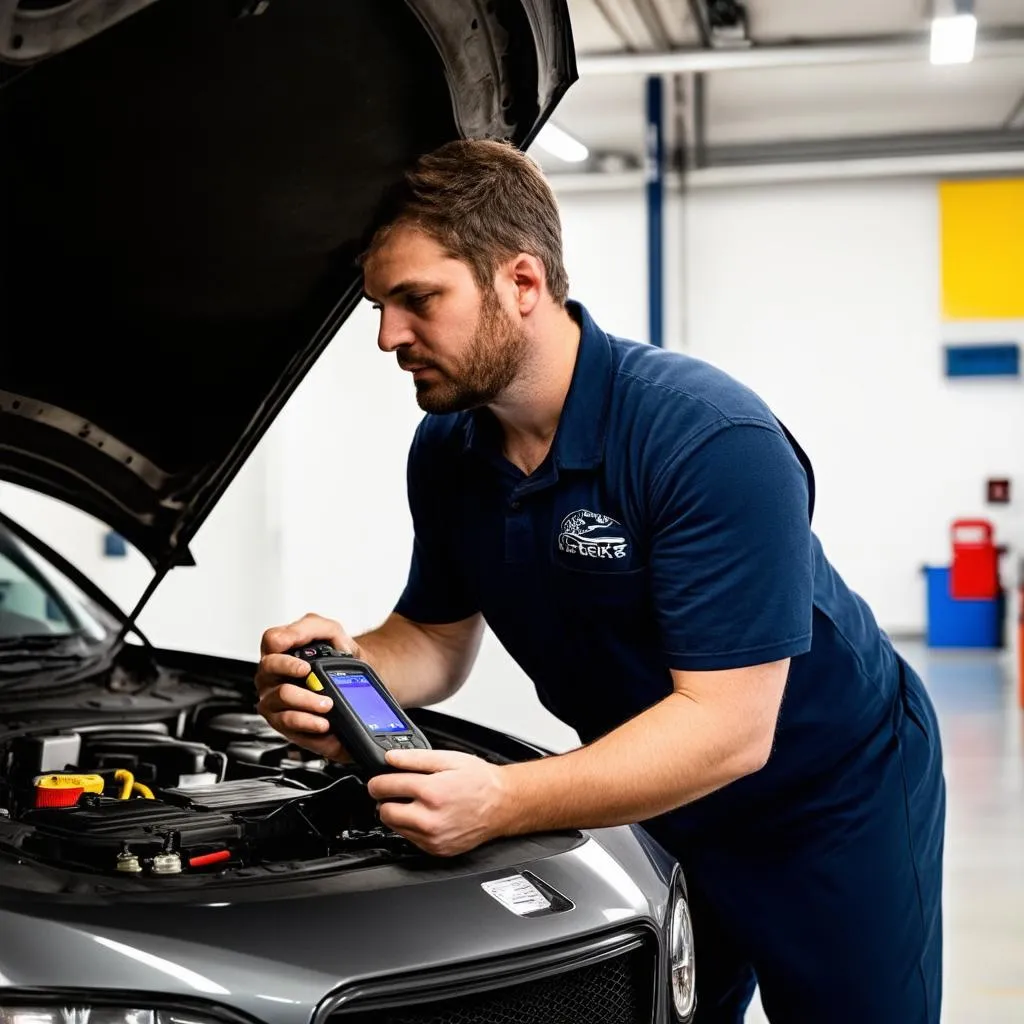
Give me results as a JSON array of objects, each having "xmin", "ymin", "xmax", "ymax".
[{"xmin": 558, "ymin": 177, "xmax": 1023, "ymax": 635}]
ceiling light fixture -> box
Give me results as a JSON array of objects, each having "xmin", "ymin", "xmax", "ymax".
[
  {"xmin": 930, "ymin": 0, "xmax": 977, "ymax": 65},
  {"xmin": 532, "ymin": 122, "xmax": 590, "ymax": 163}
]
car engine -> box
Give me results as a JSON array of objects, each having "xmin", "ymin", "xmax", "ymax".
[{"xmin": 0, "ymin": 708, "xmax": 422, "ymax": 880}]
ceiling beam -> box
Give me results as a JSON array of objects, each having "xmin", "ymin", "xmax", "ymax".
[
  {"xmin": 688, "ymin": 148, "xmax": 1024, "ymax": 187},
  {"xmin": 703, "ymin": 128, "xmax": 1024, "ymax": 166},
  {"xmin": 547, "ymin": 148, "xmax": 1024, "ymax": 192},
  {"xmin": 576, "ymin": 28, "xmax": 1024, "ymax": 74},
  {"xmin": 590, "ymin": 0, "xmax": 638, "ymax": 52},
  {"xmin": 685, "ymin": 0, "xmax": 712, "ymax": 48},
  {"xmin": 634, "ymin": 0, "xmax": 673, "ymax": 50}
]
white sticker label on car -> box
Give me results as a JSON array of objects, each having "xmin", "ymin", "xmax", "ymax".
[{"xmin": 481, "ymin": 874, "xmax": 552, "ymax": 916}]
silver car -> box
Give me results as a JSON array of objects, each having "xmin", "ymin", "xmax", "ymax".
[{"xmin": 0, "ymin": 1, "xmax": 695, "ymax": 1022}]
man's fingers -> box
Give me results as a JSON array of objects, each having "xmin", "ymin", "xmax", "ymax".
[
  {"xmin": 258, "ymin": 653, "xmax": 316, "ymax": 682},
  {"xmin": 259, "ymin": 681, "xmax": 334, "ymax": 716},
  {"xmin": 260, "ymin": 614, "xmax": 355, "ymax": 657},
  {"xmin": 254, "ymin": 658, "xmax": 313, "ymax": 705},
  {"xmin": 367, "ymin": 772, "xmax": 430, "ymax": 802},
  {"xmin": 383, "ymin": 748, "xmax": 470, "ymax": 773},
  {"xmin": 378, "ymin": 800, "xmax": 429, "ymax": 835},
  {"xmin": 276, "ymin": 709, "xmax": 330, "ymax": 735}
]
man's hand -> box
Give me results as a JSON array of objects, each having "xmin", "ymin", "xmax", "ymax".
[
  {"xmin": 367, "ymin": 749, "xmax": 512, "ymax": 857},
  {"xmin": 254, "ymin": 612, "xmax": 360, "ymax": 762}
]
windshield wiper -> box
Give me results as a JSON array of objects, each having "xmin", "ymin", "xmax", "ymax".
[
  {"xmin": 0, "ymin": 671, "xmax": 110, "ymax": 700},
  {"xmin": 0, "ymin": 631, "xmax": 112, "ymax": 680},
  {"xmin": 0, "ymin": 651, "xmax": 85, "ymax": 668},
  {"xmin": 0, "ymin": 633, "xmax": 87, "ymax": 651},
  {"xmin": 0, "ymin": 632, "xmax": 92, "ymax": 662},
  {"xmin": 0, "ymin": 650, "xmax": 115, "ymax": 692}
]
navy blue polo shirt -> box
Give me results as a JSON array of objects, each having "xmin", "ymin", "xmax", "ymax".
[{"xmin": 394, "ymin": 301, "xmax": 905, "ymax": 839}]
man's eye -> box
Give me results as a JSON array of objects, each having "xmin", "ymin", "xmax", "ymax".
[{"xmin": 406, "ymin": 293, "xmax": 432, "ymax": 310}]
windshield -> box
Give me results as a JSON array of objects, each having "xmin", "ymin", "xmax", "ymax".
[{"xmin": 0, "ymin": 525, "xmax": 117, "ymax": 642}]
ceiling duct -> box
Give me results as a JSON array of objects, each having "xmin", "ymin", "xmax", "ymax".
[{"xmin": 576, "ymin": 27, "xmax": 1024, "ymax": 74}]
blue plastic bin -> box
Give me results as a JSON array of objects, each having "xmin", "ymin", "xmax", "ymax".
[{"xmin": 925, "ymin": 566, "xmax": 1003, "ymax": 648}]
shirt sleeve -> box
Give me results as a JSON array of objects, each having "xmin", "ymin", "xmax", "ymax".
[
  {"xmin": 393, "ymin": 424, "xmax": 479, "ymax": 625},
  {"xmin": 648, "ymin": 421, "xmax": 814, "ymax": 670}
]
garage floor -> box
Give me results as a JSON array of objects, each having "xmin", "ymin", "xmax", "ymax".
[{"xmin": 745, "ymin": 639, "xmax": 1024, "ymax": 1024}]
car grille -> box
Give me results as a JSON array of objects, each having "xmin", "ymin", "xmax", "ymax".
[{"xmin": 332, "ymin": 934, "xmax": 655, "ymax": 1024}]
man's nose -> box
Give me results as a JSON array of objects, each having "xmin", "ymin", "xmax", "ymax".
[{"xmin": 377, "ymin": 309, "xmax": 416, "ymax": 353}]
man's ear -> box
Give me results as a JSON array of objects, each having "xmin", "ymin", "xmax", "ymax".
[{"xmin": 498, "ymin": 253, "xmax": 545, "ymax": 316}]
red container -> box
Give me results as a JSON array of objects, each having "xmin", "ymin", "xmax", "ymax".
[
  {"xmin": 950, "ymin": 519, "xmax": 999, "ymax": 599},
  {"xmin": 1017, "ymin": 577, "xmax": 1023, "ymax": 710}
]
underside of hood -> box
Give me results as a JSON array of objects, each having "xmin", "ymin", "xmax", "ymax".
[{"xmin": 0, "ymin": 0, "xmax": 575, "ymax": 570}]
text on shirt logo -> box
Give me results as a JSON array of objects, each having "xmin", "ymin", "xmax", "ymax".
[{"xmin": 558, "ymin": 509, "xmax": 629, "ymax": 560}]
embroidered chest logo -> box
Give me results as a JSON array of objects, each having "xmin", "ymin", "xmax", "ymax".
[{"xmin": 558, "ymin": 509, "xmax": 629, "ymax": 560}]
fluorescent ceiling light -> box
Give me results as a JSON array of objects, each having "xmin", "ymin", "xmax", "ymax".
[
  {"xmin": 532, "ymin": 122, "xmax": 589, "ymax": 163},
  {"xmin": 930, "ymin": 13, "xmax": 977, "ymax": 65}
]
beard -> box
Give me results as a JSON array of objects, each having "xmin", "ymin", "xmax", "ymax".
[{"xmin": 404, "ymin": 289, "xmax": 528, "ymax": 415}]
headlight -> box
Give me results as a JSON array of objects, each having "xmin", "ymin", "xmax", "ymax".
[
  {"xmin": 1, "ymin": 1009, "xmax": 220, "ymax": 1024},
  {"xmin": 668, "ymin": 886, "xmax": 696, "ymax": 1019}
]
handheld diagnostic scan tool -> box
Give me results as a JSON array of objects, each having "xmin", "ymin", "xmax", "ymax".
[{"xmin": 288, "ymin": 642, "xmax": 431, "ymax": 774}]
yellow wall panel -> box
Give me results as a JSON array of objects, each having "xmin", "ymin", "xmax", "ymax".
[{"xmin": 939, "ymin": 178, "xmax": 1024, "ymax": 321}]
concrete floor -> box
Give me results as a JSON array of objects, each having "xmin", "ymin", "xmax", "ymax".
[{"xmin": 744, "ymin": 639, "xmax": 1024, "ymax": 1022}]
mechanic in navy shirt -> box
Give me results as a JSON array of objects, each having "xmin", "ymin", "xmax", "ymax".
[{"xmin": 256, "ymin": 140, "xmax": 945, "ymax": 1023}]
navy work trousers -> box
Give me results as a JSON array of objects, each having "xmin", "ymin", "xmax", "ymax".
[{"xmin": 668, "ymin": 660, "xmax": 945, "ymax": 1023}]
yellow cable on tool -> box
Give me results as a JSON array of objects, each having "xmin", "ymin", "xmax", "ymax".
[
  {"xmin": 111, "ymin": 769, "xmax": 155, "ymax": 800},
  {"xmin": 114, "ymin": 769, "xmax": 134, "ymax": 800}
]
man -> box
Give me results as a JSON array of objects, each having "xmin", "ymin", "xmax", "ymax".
[{"xmin": 255, "ymin": 139, "xmax": 945, "ymax": 1023}]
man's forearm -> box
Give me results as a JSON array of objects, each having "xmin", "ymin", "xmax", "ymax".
[
  {"xmin": 498, "ymin": 690, "xmax": 772, "ymax": 834},
  {"xmin": 354, "ymin": 612, "xmax": 483, "ymax": 709}
]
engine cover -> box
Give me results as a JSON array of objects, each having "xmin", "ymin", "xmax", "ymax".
[{"xmin": 161, "ymin": 777, "xmax": 311, "ymax": 811}]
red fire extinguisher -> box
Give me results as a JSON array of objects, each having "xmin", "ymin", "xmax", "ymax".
[{"xmin": 950, "ymin": 519, "xmax": 1000, "ymax": 600}]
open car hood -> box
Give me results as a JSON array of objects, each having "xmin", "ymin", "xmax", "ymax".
[{"xmin": 0, "ymin": 0, "xmax": 575, "ymax": 572}]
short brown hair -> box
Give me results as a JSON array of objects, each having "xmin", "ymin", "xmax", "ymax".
[{"xmin": 363, "ymin": 139, "xmax": 569, "ymax": 304}]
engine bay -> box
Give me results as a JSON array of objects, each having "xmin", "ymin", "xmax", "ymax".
[{"xmin": 0, "ymin": 704, "xmax": 426, "ymax": 881}]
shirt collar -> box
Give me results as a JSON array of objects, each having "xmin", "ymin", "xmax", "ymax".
[{"xmin": 461, "ymin": 300, "xmax": 613, "ymax": 471}]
